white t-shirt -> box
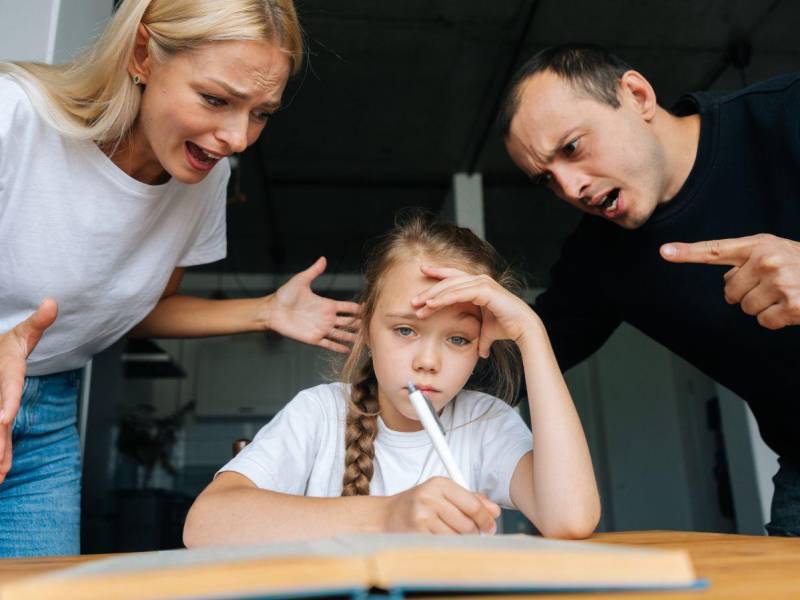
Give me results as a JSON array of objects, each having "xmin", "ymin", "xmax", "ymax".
[
  {"xmin": 0, "ymin": 76, "xmax": 228, "ymax": 375},
  {"xmin": 220, "ymin": 382, "xmax": 534, "ymax": 509}
]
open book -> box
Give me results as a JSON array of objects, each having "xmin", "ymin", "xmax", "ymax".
[{"xmin": 2, "ymin": 533, "xmax": 705, "ymax": 599}]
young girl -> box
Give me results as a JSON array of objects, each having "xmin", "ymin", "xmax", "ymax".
[{"xmin": 184, "ymin": 213, "xmax": 600, "ymax": 545}]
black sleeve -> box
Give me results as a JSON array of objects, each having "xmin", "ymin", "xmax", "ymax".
[{"xmin": 534, "ymin": 224, "xmax": 622, "ymax": 372}]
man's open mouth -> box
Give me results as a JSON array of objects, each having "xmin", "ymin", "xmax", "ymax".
[{"xmin": 599, "ymin": 188, "xmax": 620, "ymax": 213}]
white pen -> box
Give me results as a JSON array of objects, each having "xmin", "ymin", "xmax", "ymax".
[{"xmin": 406, "ymin": 381, "xmax": 470, "ymax": 490}]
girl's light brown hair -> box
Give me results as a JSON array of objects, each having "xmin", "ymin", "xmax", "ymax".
[
  {"xmin": 0, "ymin": 0, "xmax": 303, "ymax": 146},
  {"xmin": 340, "ymin": 210, "xmax": 523, "ymax": 496}
]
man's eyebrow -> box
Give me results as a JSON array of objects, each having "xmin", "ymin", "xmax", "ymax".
[
  {"xmin": 530, "ymin": 129, "xmax": 578, "ymax": 178},
  {"xmin": 206, "ymin": 78, "xmax": 281, "ymax": 111},
  {"xmin": 547, "ymin": 130, "xmax": 577, "ymax": 161}
]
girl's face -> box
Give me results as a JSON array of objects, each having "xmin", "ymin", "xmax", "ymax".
[
  {"xmin": 367, "ymin": 257, "xmax": 482, "ymax": 432},
  {"xmin": 123, "ymin": 37, "xmax": 290, "ymax": 184}
]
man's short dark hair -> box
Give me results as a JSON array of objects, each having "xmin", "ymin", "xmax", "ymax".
[{"xmin": 499, "ymin": 44, "xmax": 632, "ymax": 137}]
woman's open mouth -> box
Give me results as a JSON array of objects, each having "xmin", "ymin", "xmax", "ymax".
[{"xmin": 185, "ymin": 141, "xmax": 223, "ymax": 171}]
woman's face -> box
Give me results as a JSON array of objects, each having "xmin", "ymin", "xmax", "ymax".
[{"xmin": 126, "ymin": 37, "xmax": 291, "ymax": 184}]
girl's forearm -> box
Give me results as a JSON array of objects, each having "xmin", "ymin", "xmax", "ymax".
[
  {"xmin": 517, "ymin": 320, "xmax": 601, "ymax": 537},
  {"xmin": 130, "ymin": 294, "xmax": 274, "ymax": 338},
  {"xmin": 184, "ymin": 485, "xmax": 388, "ymax": 547}
]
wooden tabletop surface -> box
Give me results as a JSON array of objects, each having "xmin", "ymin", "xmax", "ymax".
[{"xmin": 0, "ymin": 530, "xmax": 798, "ymax": 599}]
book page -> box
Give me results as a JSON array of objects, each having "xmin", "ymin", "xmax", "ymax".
[
  {"xmin": 38, "ymin": 538, "xmax": 356, "ymax": 580},
  {"xmin": 334, "ymin": 532, "xmax": 668, "ymax": 555},
  {"xmin": 349, "ymin": 534, "xmax": 698, "ymax": 591}
]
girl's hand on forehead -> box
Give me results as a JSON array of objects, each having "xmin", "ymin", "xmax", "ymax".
[{"xmin": 412, "ymin": 265, "xmax": 540, "ymax": 358}]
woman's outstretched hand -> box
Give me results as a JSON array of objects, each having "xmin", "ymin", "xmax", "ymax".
[
  {"xmin": 0, "ymin": 299, "xmax": 58, "ymax": 483},
  {"xmin": 411, "ymin": 265, "xmax": 538, "ymax": 358},
  {"xmin": 268, "ymin": 257, "xmax": 361, "ymax": 353}
]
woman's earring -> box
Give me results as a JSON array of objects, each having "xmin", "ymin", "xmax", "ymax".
[{"xmin": 132, "ymin": 74, "xmax": 141, "ymax": 85}]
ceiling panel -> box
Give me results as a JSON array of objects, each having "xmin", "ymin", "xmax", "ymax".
[{"xmin": 208, "ymin": 0, "xmax": 800, "ymax": 280}]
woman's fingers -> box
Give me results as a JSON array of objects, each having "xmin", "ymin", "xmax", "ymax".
[
  {"xmin": 0, "ymin": 370, "xmax": 24, "ymax": 425},
  {"xmin": 334, "ymin": 315, "xmax": 361, "ymax": 331},
  {"xmin": 0, "ymin": 426, "xmax": 11, "ymax": 484},
  {"xmin": 317, "ymin": 338, "xmax": 351, "ymax": 354},
  {"xmin": 327, "ymin": 328, "xmax": 357, "ymax": 344},
  {"xmin": 13, "ymin": 298, "xmax": 58, "ymax": 357},
  {"xmin": 335, "ymin": 301, "xmax": 361, "ymax": 316}
]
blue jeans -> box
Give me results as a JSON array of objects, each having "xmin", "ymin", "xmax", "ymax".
[
  {"xmin": 766, "ymin": 457, "xmax": 800, "ymax": 536},
  {"xmin": 0, "ymin": 369, "xmax": 81, "ymax": 557}
]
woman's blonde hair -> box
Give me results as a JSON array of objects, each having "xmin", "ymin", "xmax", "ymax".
[
  {"xmin": 340, "ymin": 210, "xmax": 524, "ymax": 497},
  {"xmin": 0, "ymin": 0, "xmax": 303, "ymax": 145}
]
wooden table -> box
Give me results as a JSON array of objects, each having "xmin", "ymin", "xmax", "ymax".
[{"xmin": 0, "ymin": 531, "xmax": 798, "ymax": 599}]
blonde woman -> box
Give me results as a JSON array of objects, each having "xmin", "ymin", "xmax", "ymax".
[{"xmin": 0, "ymin": 0, "xmax": 358, "ymax": 557}]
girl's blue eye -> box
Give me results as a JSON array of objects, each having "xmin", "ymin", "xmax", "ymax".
[
  {"xmin": 449, "ymin": 336, "xmax": 471, "ymax": 347},
  {"xmin": 395, "ymin": 326, "xmax": 414, "ymax": 337}
]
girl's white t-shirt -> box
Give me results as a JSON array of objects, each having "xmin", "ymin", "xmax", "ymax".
[
  {"xmin": 0, "ymin": 76, "xmax": 228, "ymax": 375},
  {"xmin": 220, "ymin": 382, "xmax": 534, "ymax": 509}
]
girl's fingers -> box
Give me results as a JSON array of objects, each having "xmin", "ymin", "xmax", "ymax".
[
  {"xmin": 419, "ymin": 283, "xmax": 491, "ymax": 316},
  {"xmin": 442, "ymin": 485, "xmax": 497, "ymax": 534},
  {"xmin": 478, "ymin": 330, "xmax": 494, "ymax": 359},
  {"xmin": 427, "ymin": 519, "xmax": 460, "ymax": 535},
  {"xmin": 436, "ymin": 501, "xmax": 482, "ymax": 534},
  {"xmin": 420, "ymin": 264, "xmax": 471, "ymax": 280},
  {"xmin": 414, "ymin": 279, "xmax": 493, "ymax": 317},
  {"xmin": 411, "ymin": 275, "xmax": 478, "ymax": 308}
]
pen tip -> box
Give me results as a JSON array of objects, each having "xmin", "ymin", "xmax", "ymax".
[{"xmin": 406, "ymin": 381, "xmax": 417, "ymax": 393}]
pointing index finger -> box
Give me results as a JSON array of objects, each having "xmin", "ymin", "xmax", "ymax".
[{"xmin": 660, "ymin": 237, "xmax": 757, "ymax": 267}]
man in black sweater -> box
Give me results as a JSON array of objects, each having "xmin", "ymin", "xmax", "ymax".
[{"xmin": 501, "ymin": 44, "xmax": 800, "ymax": 535}]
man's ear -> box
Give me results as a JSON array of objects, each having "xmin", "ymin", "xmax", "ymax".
[
  {"xmin": 128, "ymin": 23, "xmax": 153, "ymax": 84},
  {"xmin": 619, "ymin": 70, "xmax": 658, "ymax": 121}
]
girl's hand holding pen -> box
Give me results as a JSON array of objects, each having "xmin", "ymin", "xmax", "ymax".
[
  {"xmin": 383, "ymin": 476, "xmax": 500, "ymax": 535},
  {"xmin": 412, "ymin": 265, "xmax": 540, "ymax": 358}
]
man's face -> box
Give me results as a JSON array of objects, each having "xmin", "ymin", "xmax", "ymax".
[{"xmin": 505, "ymin": 70, "xmax": 666, "ymax": 230}]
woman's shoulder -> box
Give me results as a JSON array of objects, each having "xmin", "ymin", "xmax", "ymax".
[{"xmin": 0, "ymin": 74, "xmax": 39, "ymax": 125}]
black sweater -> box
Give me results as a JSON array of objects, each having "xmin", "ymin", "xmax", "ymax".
[{"xmin": 535, "ymin": 73, "xmax": 800, "ymax": 463}]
